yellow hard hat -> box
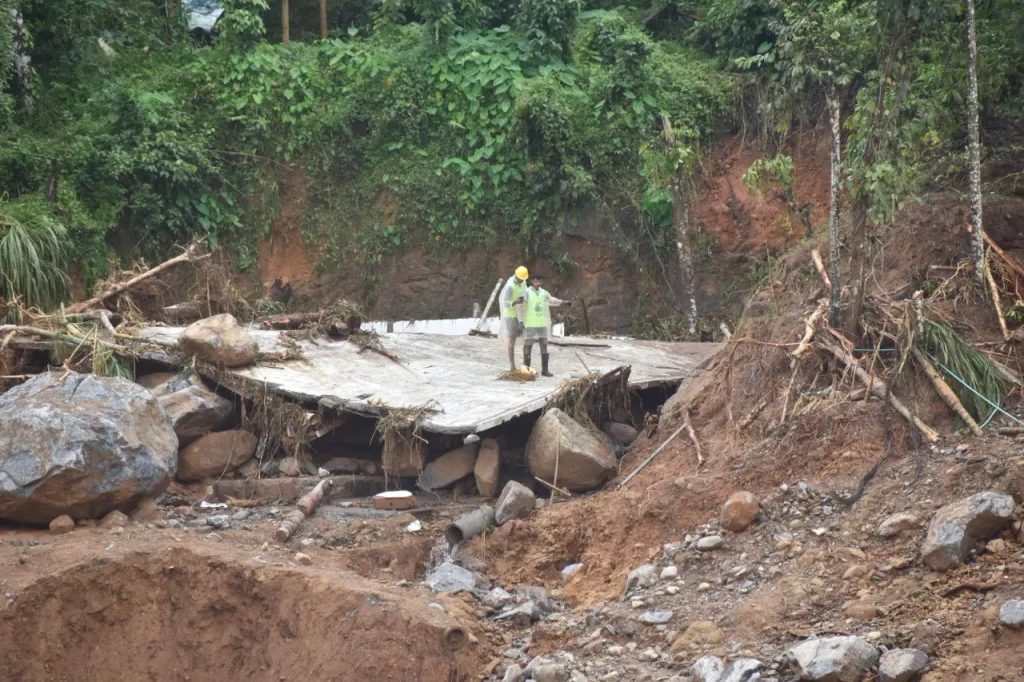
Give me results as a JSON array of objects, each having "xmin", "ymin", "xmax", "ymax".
[{"xmin": 515, "ymin": 266, "xmax": 529, "ymax": 280}]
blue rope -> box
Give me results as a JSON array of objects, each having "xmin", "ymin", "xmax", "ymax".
[{"xmin": 926, "ymin": 352, "xmax": 1024, "ymax": 427}]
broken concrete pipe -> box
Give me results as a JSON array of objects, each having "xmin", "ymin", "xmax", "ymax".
[
  {"xmin": 444, "ymin": 505, "xmax": 496, "ymax": 545},
  {"xmin": 444, "ymin": 626, "xmax": 468, "ymax": 652}
]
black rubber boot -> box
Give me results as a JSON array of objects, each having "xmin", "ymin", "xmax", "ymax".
[
  {"xmin": 541, "ymin": 353, "xmax": 552, "ymax": 377},
  {"xmin": 523, "ymin": 346, "xmax": 532, "ymax": 370}
]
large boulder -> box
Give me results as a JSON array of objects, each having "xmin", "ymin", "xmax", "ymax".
[
  {"xmin": 176, "ymin": 430, "xmax": 258, "ymax": 481},
  {"xmin": 157, "ymin": 385, "xmax": 233, "ymax": 444},
  {"xmin": 474, "ymin": 438, "xmax": 501, "ymax": 497},
  {"xmin": 602, "ymin": 421, "xmax": 639, "ymax": 446},
  {"xmin": 878, "ymin": 648, "xmax": 929, "ymax": 682},
  {"xmin": 525, "ymin": 408, "xmax": 616, "ymax": 492},
  {"xmin": 178, "ymin": 314, "xmax": 259, "ymax": 367},
  {"xmin": 787, "ymin": 636, "xmax": 879, "ymax": 682},
  {"xmin": 0, "ymin": 372, "xmax": 178, "ymax": 525},
  {"xmin": 920, "ymin": 492, "xmax": 1016, "ymax": 571},
  {"xmin": 418, "ymin": 444, "xmax": 478, "ymax": 491},
  {"xmin": 720, "ymin": 491, "xmax": 760, "ymax": 532}
]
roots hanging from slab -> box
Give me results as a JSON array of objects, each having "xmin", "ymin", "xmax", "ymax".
[
  {"xmin": 549, "ymin": 367, "xmax": 631, "ymax": 431},
  {"xmin": 373, "ymin": 401, "xmax": 439, "ymax": 484}
]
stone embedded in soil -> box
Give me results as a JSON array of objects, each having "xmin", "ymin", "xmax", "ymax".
[
  {"xmin": 691, "ymin": 656, "xmax": 724, "ymax": 682},
  {"xmin": 720, "ymin": 491, "xmax": 760, "ymax": 532},
  {"xmin": 638, "ymin": 610, "xmax": 673, "ymax": 625},
  {"xmin": 502, "ymin": 664, "xmax": 524, "ymax": 682},
  {"xmin": 719, "ymin": 658, "xmax": 764, "ymax": 682},
  {"xmin": 660, "ymin": 565, "xmax": 678, "ymax": 580},
  {"xmin": 920, "ymin": 492, "xmax": 1016, "ymax": 572},
  {"xmin": 623, "ymin": 564, "xmax": 658, "ymax": 595},
  {"xmin": 842, "ymin": 601, "xmax": 878, "ymax": 620},
  {"xmin": 602, "ymin": 421, "xmax": 639, "ymax": 446},
  {"xmin": 1000, "ymin": 599, "xmax": 1024, "ymax": 628},
  {"xmin": 474, "ymin": 438, "xmax": 501, "ymax": 497},
  {"xmin": 483, "ymin": 587, "xmax": 513, "ymax": 609},
  {"xmin": 878, "ymin": 648, "xmax": 929, "ymax": 682},
  {"xmin": 48, "ymin": 514, "xmax": 74, "ymax": 534},
  {"xmin": 321, "ymin": 457, "xmax": 378, "ymax": 476},
  {"xmin": 0, "ymin": 372, "xmax": 178, "ymax": 525},
  {"xmin": 157, "ymin": 385, "xmax": 233, "ymax": 445},
  {"xmin": 787, "ymin": 636, "xmax": 879, "ymax": 682},
  {"xmin": 178, "ymin": 313, "xmax": 259, "ymax": 368},
  {"xmin": 670, "ymin": 621, "xmax": 724, "ymax": 653},
  {"xmin": 878, "ymin": 512, "xmax": 922, "ymax": 538},
  {"xmin": 278, "ymin": 456, "xmax": 302, "ymax": 477},
  {"xmin": 495, "ymin": 480, "xmax": 536, "ymax": 525},
  {"xmin": 206, "ymin": 515, "xmax": 231, "ymax": 530},
  {"xmin": 424, "ymin": 562, "xmax": 476, "ymax": 594},
  {"xmin": 562, "ymin": 563, "xmax": 584, "ymax": 584},
  {"xmin": 532, "ymin": 663, "xmax": 570, "ymax": 682},
  {"xmin": 526, "ymin": 408, "xmax": 617, "ymax": 492},
  {"xmin": 294, "ymin": 552, "xmax": 312, "ymax": 566},
  {"xmin": 101, "ymin": 510, "xmax": 130, "ymax": 528},
  {"xmin": 696, "ymin": 535, "xmax": 724, "ymax": 551},
  {"xmin": 177, "ymin": 430, "xmax": 258, "ymax": 482}
]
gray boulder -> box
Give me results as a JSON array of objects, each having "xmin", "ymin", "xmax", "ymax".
[
  {"xmin": 623, "ymin": 564, "xmax": 658, "ymax": 595},
  {"xmin": 474, "ymin": 438, "xmax": 501, "ymax": 497},
  {"xmin": 178, "ymin": 314, "xmax": 259, "ymax": 367},
  {"xmin": 691, "ymin": 656, "xmax": 763, "ymax": 682},
  {"xmin": 0, "ymin": 372, "xmax": 178, "ymax": 525},
  {"xmin": 502, "ymin": 664, "xmax": 524, "ymax": 682},
  {"xmin": 920, "ymin": 492, "xmax": 1016, "ymax": 571},
  {"xmin": 424, "ymin": 562, "xmax": 476, "ymax": 593},
  {"xmin": 495, "ymin": 480, "xmax": 536, "ymax": 525},
  {"xmin": 1000, "ymin": 599, "xmax": 1024, "ymax": 629},
  {"xmin": 418, "ymin": 443, "xmax": 477, "ymax": 491},
  {"xmin": 157, "ymin": 385, "xmax": 232, "ymax": 444},
  {"xmin": 176, "ymin": 430, "xmax": 258, "ymax": 481},
  {"xmin": 602, "ymin": 421, "xmax": 639, "ymax": 446},
  {"xmin": 787, "ymin": 636, "xmax": 879, "ymax": 682},
  {"xmin": 878, "ymin": 648, "xmax": 929, "ymax": 682},
  {"xmin": 691, "ymin": 656, "xmax": 725, "ymax": 682},
  {"xmin": 146, "ymin": 369, "xmax": 205, "ymax": 397},
  {"xmin": 878, "ymin": 512, "xmax": 921, "ymax": 538},
  {"xmin": 526, "ymin": 408, "xmax": 616, "ymax": 492}
]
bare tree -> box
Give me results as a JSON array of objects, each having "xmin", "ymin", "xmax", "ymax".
[
  {"xmin": 966, "ymin": 0, "xmax": 985, "ymax": 285},
  {"xmin": 662, "ymin": 116, "xmax": 698, "ymax": 335},
  {"xmin": 826, "ymin": 91, "xmax": 842, "ymax": 327}
]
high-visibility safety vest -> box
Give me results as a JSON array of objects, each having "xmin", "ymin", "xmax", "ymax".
[
  {"xmin": 501, "ymin": 276, "xmax": 526, "ymax": 318},
  {"xmin": 523, "ymin": 287, "xmax": 552, "ymax": 328}
]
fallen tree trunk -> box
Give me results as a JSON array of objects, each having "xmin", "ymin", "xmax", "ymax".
[
  {"xmin": 911, "ymin": 348, "xmax": 983, "ymax": 436},
  {"xmin": 163, "ymin": 301, "xmax": 204, "ymax": 323},
  {"xmin": 68, "ymin": 241, "xmax": 209, "ymax": 313},
  {"xmin": 818, "ymin": 335, "xmax": 940, "ymax": 443},
  {"xmin": 258, "ymin": 312, "xmax": 326, "ymax": 330},
  {"xmin": 0, "ymin": 325, "xmax": 128, "ymax": 353}
]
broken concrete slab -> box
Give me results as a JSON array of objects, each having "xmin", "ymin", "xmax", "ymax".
[
  {"xmin": 138, "ymin": 327, "xmax": 721, "ymax": 435},
  {"xmin": 418, "ymin": 444, "xmax": 478, "ymax": 491}
]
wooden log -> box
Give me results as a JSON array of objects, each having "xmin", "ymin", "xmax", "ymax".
[
  {"xmin": 258, "ymin": 311, "xmax": 327, "ymax": 330},
  {"xmin": 912, "ymin": 348, "xmax": 983, "ymax": 436},
  {"xmin": 984, "ymin": 262, "xmax": 1010, "ymax": 341},
  {"xmin": 982, "ymin": 231, "xmax": 1024, "ymax": 280},
  {"xmin": 793, "ymin": 301, "xmax": 827, "ymax": 358},
  {"xmin": 811, "ymin": 248, "xmax": 831, "ymax": 290},
  {"xmin": 275, "ymin": 509, "xmax": 305, "ymax": 542},
  {"xmin": 683, "ymin": 409, "xmax": 704, "ymax": 467},
  {"xmin": 0, "ymin": 325, "xmax": 128, "ymax": 353},
  {"xmin": 163, "ymin": 301, "xmax": 203, "ymax": 323},
  {"xmin": 67, "ymin": 241, "xmax": 208, "ymax": 313},
  {"xmin": 296, "ymin": 478, "xmax": 334, "ymax": 516},
  {"xmin": 473, "ymin": 279, "xmax": 502, "ymax": 334},
  {"xmin": 818, "ymin": 335, "xmax": 940, "ymax": 443},
  {"xmin": 997, "ymin": 427, "xmax": 1024, "ymax": 436}
]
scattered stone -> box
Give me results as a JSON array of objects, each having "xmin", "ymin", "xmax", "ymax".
[
  {"xmin": 178, "ymin": 313, "xmax": 259, "ymax": 367},
  {"xmin": 526, "ymin": 408, "xmax": 617, "ymax": 492},
  {"xmin": 205, "ymin": 532, "xmax": 223, "ymax": 542},
  {"xmin": 278, "ymin": 456, "xmax": 303, "ymax": 478},
  {"xmin": 177, "ymin": 430, "xmax": 258, "ymax": 482},
  {"xmin": 631, "ymin": 599, "xmax": 645, "ymax": 609},
  {"xmin": 474, "ymin": 438, "xmax": 501, "ymax": 497},
  {"xmin": 562, "ymin": 563, "xmax": 584, "ymax": 584},
  {"xmin": 719, "ymin": 658, "xmax": 764, "ymax": 682},
  {"xmin": 670, "ymin": 621, "xmax": 724, "ymax": 653},
  {"xmin": 920, "ymin": 492, "xmax": 1016, "ymax": 571},
  {"xmin": 787, "ymin": 636, "xmax": 879, "ymax": 682},
  {"xmin": 502, "ymin": 664, "xmax": 524, "ymax": 682},
  {"xmin": 721, "ymin": 491, "xmax": 760, "ymax": 532},
  {"xmin": 0, "ymin": 372, "xmax": 178, "ymax": 525},
  {"xmin": 231, "ymin": 509, "xmax": 251, "ymax": 521},
  {"xmin": 660, "ymin": 565, "xmax": 678, "ymax": 580},
  {"xmin": 842, "ymin": 564, "xmax": 870, "ymax": 581},
  {"xmin": 623, "ymin": 564, "xmax": 658, "ymax": 595},
  {"xmin": 665, "ymin": 586, "xmax": 679, "ymax": 595},
  {"xmin": 48, "ymin": 514, "xmax": 74, "ymax": 534},
  {"xmin": 495, "ymin": 481, "xmax": 536, "ymax": 525},
  {"xmin": 532, "ymin": 663, "xmax": 570, "ymax": 682},
  {"xmin": 293, "ymin": 552, "xmax": 312, "ymax": 565},
  {"xmin": 602, "ymin": 421, "xmax": 640, "ymax": 446},
  {"xmin": 418, "ymin": 444, "xmax": 478, "ymax": 491},
  {"xmin": 878, "ymin": 512, "xmax": 921, "ymax": 538},
  {"xmin": 842, "ymin": 601, "xmax": 878, "ymax": 620},
  {"xmin": 691, "ymin": 656, "xmax": 724, "ymax": 682},
  {"xmin": 999, "ymin": 599, "xmax": 1024, "ymax": 629},
  {"xmin": 100, "ymin": 510, "xmax": 130, "ymax": 529},
  {"xmin": 425, "ymin": 562, "xmax": 476, "ymax": 593},
  {"xmin": 494, "ymin": 601, "xmax": 541, "ymax": 624},
  {"xmin": 157, "ymin": 385, "xmax": 232, "ymax": 444},
  {"xmin": 321, "ymin": 457, "xmax": 378, "ymax": 476},
  {"xmin": 697, "ymin": 582, "xmax": 712, "ymax": 592},
  {"xmin": 206, "ymin": 514, "xmax": 231, "ymax": 530},
  {"xmin": 639, "ymin": 648, "xmax": 659, "ymax": 662},
  {"xmin": 638, "ymin": 610, "xmax": 673, "ymax": 625},
  {"xmin": 878, "ymin": 648, "xmax": 929, "ymax": 682},
  {"xmin": 146, "ymin": 370, "xmax": 206, "ymax": 398},
  {"xmin": 483, "ymin": 587, "xmax": 513, "ymax": 609},
  {"xmin": 697, "ymin": 535, "xmax": 724, "ymax": 551}
]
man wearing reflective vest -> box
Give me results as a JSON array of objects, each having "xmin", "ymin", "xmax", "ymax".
[
  {"xmin": 500, "ymin": 266, "xmax": 529, "ymax": 372},
  {"xmin": 521, "ymin": 273, "xmax": 570, "ymax": 377}
]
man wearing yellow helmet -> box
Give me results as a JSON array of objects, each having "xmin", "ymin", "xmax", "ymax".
[{"xmin": 499, "ymin": 266, "xmax": 529, "ymax": 371}]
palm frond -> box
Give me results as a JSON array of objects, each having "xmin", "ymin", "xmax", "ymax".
[
  {"xmin": 921, "ymin": 319, "xmax": 1010, "ymax": 423},
  {"xmin": 0, "ymin": 198, "xmax": 70, "ymax": 317}
]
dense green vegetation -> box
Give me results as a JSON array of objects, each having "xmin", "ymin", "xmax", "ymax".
[{"xmin": 0, "ymin": 0, "xmax": 1021, "ymax": 317}]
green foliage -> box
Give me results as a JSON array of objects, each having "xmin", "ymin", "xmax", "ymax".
[
  {"xmin": 516, "ymin": 0, "xmax": 583, "ymax": 59},
  {"xmin": 922, "ymin": 319, "xmax": 1010, "ymax": 423},
  {"xmin": 742, "ymin": 154, "xmax": 793, "ymax": 195},
  {"xmin": 0, "ymin": 196, "xmax": 69, "ymax": 311},
  {"xmin": 220, "ymin": 0, "xmax": 270, "ymax": 48}
]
